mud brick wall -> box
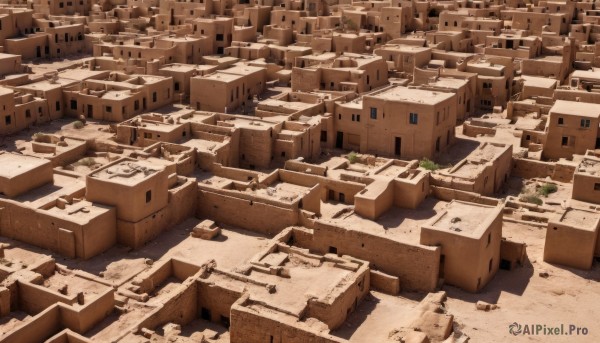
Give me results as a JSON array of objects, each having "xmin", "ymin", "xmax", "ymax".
[
  {"xmin": 297, "ymin": 221, "xmax": 440, "ymax": 292},
  {"xmin": 196, "ymin": 189, "xmax": 299, "ymax": 236}
]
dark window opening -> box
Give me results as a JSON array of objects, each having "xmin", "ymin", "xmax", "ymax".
[
  {"xmin": 200, "ymin": 307, "xmax": 211, "ymax": 320},
  {"xmin": 146, "ymin": 190, "xmax": 152, "ymax": 203},
  {"xmin": 220, "ymin": 315, "xmax": 230, "ymax": 328},
  {"xmin": 500, "ymin": 259, "xmax": 511, "ymax": 270}
]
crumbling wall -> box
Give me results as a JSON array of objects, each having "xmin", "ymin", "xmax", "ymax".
[
  {"xmin": 284, "ymin": 159, "xmax": 328, "ymax": 176},
  {"xmin": 296, "ymin": 221, "xmax": 440, "ymax": 292},
  {"xmin": 230, "ymin": 296, "xmax": 345, "ymax": 343},
  {"xmin": 137, "ymin": 281, "xmax": 198, "ymax": 330},
  {"xmin": 17, "ymin": 281, "xmax": 76, "ymax": 315},
  {"xmin": 196, "ymin": 189, "xmax": 299, "ymax": 236},
  {"xmin": 513, "ymin": 158, "xmax": 554, "ymax": 179},
  {"xmin": 1, "ymin": 305, "xmax": 62, "ymax": 343},
  {"xmin": 59, "ymin": 288, "xmax": 115, "ymax": 333},
  {"xmin": 306, "ymin": 264, "xmax": 370, "ymax": 329},
  {"xmin": 462, "ymin": 122, "xmax": 496, "ymax": 137},
  {"xmin": 513, "ymin": 158, "xmax": 575, "ymax": 182},
  {"xmin": 431, "ymin": 186, "xmax": 500, "ymax": 206},
  {"xmin": 197, "ymin": 278, "xmax": 244, "ymax": 323}
]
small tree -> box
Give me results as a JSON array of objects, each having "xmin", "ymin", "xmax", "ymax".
[
  {"xmin": 419, "ymin": 158, "xmax": 440, "ymax": 171},
  {"xmin": 31, "ymin": 132, "xmax": 44, "ymax": 142},
  {"xmin": 347, "ymin": 151, "xmax": 358, "ymax": 164},
  {"xmin": 537, "ymin": 183, "xmax": 558, "ymax": 197},
  {"xmin": 520, "ymin": 194, "xmax": 543, "ymax": 206},
  {"xmin": 73, "ymin": 120, "xmax": 84, "ymax": 129}
]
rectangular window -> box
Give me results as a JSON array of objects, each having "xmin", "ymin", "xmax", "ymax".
[
  {"xmin": 356, "ymin": 114, "xmax": 360, "ymax": 122},
  {"xmin": 25, "ymin": 110, "xmax": 31, "ymax": 118},
  {"xmin": 370, "ymin": 107, "xmax": 377, "ymax": 119},
  {"xmin": 106, "ymin": 106, "xmax": 112, "ymax": 113},
  {"xmin": 320, "ymin": 130, "xmax": 327, "ymax": 142},
  {"xmin": 70, "ymin": 100, "xmax": 77, "ymax": 110},
  {"xmin": 5, "ymin": 115, "xmax": 11, "ymax": 125},
  {"xmin": 558, "ymin": 117, "xmax": 564, "ymax": 125},
  {"xmin": 152, "ymin": 92, "xmax": 157, "ymax": 102},
  {"xmin": 409, "ymin": 112, "xmax": 418, "ymax": 125},
  {"xmin": 581, "ymin": 119, "xmax": 591, "ymax": 128},
  {"xmin": 145, "ymin": 190, "xmax": 152, "ymax": 203},
  {"xmin": 56, "ymin": 101, "xmax": 61, "ymax": 111},
  {"xmin": 561, "ymin": 136, "xmax": 568, "ymax": 146},
  {"xmin": 216, "ymin": 34, "xmax": 224, "ymax": 41},
  {"xmin": 594, "ymin": 183, "xmax": 600, "ymax": 191}
]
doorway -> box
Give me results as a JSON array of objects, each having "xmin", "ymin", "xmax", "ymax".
[
  {"xmin": 87, "ymin": 104, "xmax": 93, "ymax": 118},
  {"xmin": 336, "ymin": 131, "xmax": 344, "ymax": 149},
  {"xmin": 394, "ymin": 137, "xmax": 401, "ymax": 156}
]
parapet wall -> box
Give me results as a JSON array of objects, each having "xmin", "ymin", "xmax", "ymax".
[
  {"xmin": 196, "ymin": 188, "xmax": 299, "ymax": 236},
  {"xmin": 294, "ymin": 222, "xmax": 440, "ymax": 292},
  {"xmin": 230, "ymin": 295, "xmax": 345, "ymax": 343},
  {"xmin": 513, "ymin": 157, "xmax": 575, "ymax": 182},
  {"xmin": 0, "ymin": 199, "xmax": 116, "ymax": 259},
  {"xmin": 431, "ymin": 186, "xmax": 501, "ymax": 206}
]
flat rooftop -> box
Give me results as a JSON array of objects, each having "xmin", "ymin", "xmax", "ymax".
[
  {"xmin": 89, "ymin": 160, "xmax": 165, "ymax": 185},
  {"xmin": 426, "ymin": 201, "xmax": 499, "ymax": 238},
  {"xmin": 556, "ymin": 208, "xmax": 600, "ymax": 231},
  {"xmin": 521, "ymin": 75, "xmax": 558, "ymax": 89},
  {"xmin": 0, "ymin": 153, "xmax": 50, "ymax": 179},
  {"xmin": 577, "ymin": 157, "xmax": 600, "ymax": 175},
  {"xmin": 370, "ymin": 86, "xmax": 454, "ymax": 105},
  {"xmin": 550, "ymin": 100, "xmax": 600, "ymax": 117}
]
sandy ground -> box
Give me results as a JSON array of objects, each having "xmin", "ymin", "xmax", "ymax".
[
  {"xmin": 444, "ymin": 221, "xmax": 600, "ymax": 342},
  {"xmin": 332, "ymin": 291, "xmax": 420, "ymax": 342}
]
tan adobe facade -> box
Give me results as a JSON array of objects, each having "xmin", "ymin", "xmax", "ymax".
[{"xmin": 1, "ymin": 0, "xmax": 600, "ymax": 342}]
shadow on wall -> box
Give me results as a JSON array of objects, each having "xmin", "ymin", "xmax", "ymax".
[
  {"xmin": 374, "ymin": 197, "xmax": 439, "ymax": 229},
  {"xmin": 443, "ymin": 256, "xmax": 534, "ymax": 304},
  {"xmin": 436, "ymin": 137, "xmax": 481, "ymax": 166},
  {"xmin": 329, "ymin": 293, "xmax": 381, "ymax": 340}
]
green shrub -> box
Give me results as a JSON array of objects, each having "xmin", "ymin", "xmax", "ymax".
[
  {"xmin": 31, "ymin": 132, "xmax": 44, "ymax": 141},
  {"xmin": 520, "ymin": 194, "xmax": 543, "ymax": 206},
  {"xmin": 537, "ymin": 183, "xmax": 558, "ymax": 197},
  {"xmin": 73, "ymin": 120, "xmax": 84, "ymax": 129},
  {"xmin": 419, "ymin": 158, "xmax": 440, "ymax": 171},
  {"xmin": 346, "ymin": 151, "xmax": 358, "ymax": 164}
]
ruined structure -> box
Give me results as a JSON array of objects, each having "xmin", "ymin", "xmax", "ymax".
[{"xmin": 0, "ymin": 0, "xmax": 599, "ymax": 342}]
